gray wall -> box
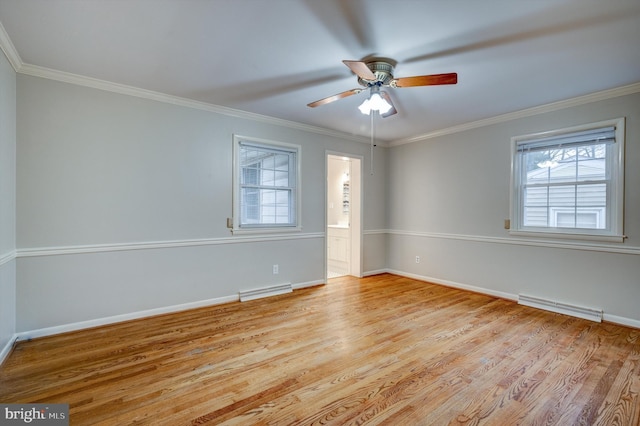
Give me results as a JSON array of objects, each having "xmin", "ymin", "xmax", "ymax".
[
  {"xmin": 15, "ymin": 75, "xmax": 388, "ymax": 333},
  {"xmin": 9, "ymin": 69, "xmax": 640, "ymax": 338},
  {"xmin": 387, "ymin": 92, "xmax": 640, "ymax": 325},
  {"xmin": 0, "ymin": 49, "xmax": 16, "ymax": 353}
]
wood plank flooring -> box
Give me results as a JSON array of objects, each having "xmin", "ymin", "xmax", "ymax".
[{"xmin": 1, "ymin": 274, "xmax": 639, "ymax": 425}]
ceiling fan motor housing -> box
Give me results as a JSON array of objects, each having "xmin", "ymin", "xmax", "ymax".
[{"xmin": 358, "ymin": 61, "xmax": 394, "ymax": 87}]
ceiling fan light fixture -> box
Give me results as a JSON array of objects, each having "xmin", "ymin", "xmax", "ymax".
[{"xmin": 358, "ymin": 91, "xmax": 392, "ymax": 115}]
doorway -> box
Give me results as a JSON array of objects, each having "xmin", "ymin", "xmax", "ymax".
[{"xmin": 326, "ymin": 154, "xmax": 362, "ymax": 279}]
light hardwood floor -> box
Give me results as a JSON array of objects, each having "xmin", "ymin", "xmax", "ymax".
[{"xmin": 1, "ymin": 274, "xmax": 639, "ymax": 425}]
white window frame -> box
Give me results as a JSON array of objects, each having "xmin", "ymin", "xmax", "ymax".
[
  {"xmin": 509, "ymin": 118, "xmax": 625, "ymax": 243},
  {"xmin": 232, "ymin": 135, "xmax": 301, "ymax": 234}
]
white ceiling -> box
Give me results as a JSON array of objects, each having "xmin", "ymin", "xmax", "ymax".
[{"xmin": 1, "ymin": 0, "xmax": 639, "ymax": 143}]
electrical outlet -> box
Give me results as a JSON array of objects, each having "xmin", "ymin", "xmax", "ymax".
[
  {"xmin": 273, "ymin": 264, "xmax": 279, "ymax": 274},
  {"xmin": 415, "ymin": 256, "xmax": 420, "ymax": 264},
  {"xmin": 504, "ymin": 219, "xmax": 511, "ymax": 229}
]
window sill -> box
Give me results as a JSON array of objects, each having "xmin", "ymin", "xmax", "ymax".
[
  {"xmin": 231, "ymin": 226, "xmax": 302, "ymax": 236},
  {"xmin": 509, "ymin": 229, "xmax": 625, "ymax": 244}
]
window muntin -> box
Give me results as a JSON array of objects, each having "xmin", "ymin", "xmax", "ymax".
[
  {"xmin": 511, "ymin": 119, "xmax": 624, "ymax": 242},
  {"xmin": 233, "ymin": 136, "xmax": 300, "ymax": 232}
]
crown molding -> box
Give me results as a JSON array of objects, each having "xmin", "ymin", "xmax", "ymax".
[
  {"xmin": 389, "ymin": 82, "xmax": 640, "ymax": 146},
  {"xmin": 17, "ymin": 63, "xmax": 371, "ymax": 145},
  {"xmin": 0, "ymin": 21, "xmax": 21, "ymax": 72},
  {"xmin": 0, "ymin": 18, "xmax": 369, "ymax": 145},
  {"xmin": 3, "ymin": 18, "xmax": 637, "ymax": 148}
]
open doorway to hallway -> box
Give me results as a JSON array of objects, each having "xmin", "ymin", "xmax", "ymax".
[{"xmin": 326, "ymin": 154, "xmax": 362, "ymax": 279}]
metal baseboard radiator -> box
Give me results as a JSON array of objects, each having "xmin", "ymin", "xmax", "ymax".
[
  {"xmin": 518, "ymin": 294, "xmax": 603, "ymax": 322},
  {"xmin": 239, "ymin": 283, "xmax": 292, "ymax": 302}
]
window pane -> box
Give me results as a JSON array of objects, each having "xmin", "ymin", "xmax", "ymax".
[
  {"xmin": 274, "ymin": 153, "xmax": 290, "ymax": 171},
  {"xmin": 521, "ymin": 139, "xmax": 605, "ymax": 230},
  {"xmin": 555, "ymin": 211, "xmax": 602, "ymax": 229},
  {"xmin": 577, "ymin": 184, "xmax": 606, "ymax": 207},
  {"xmin": 549, "ymin": 185, "xmax": 575, "ymax": 208},
  {"xmin": 262, "ymin": 154, "xmax": 275, "ymax": 170},
  {"xmin": 548, "ymin": 157, "xmax": 576, "ymax": 184},
  {"xmin": 576, "ymin": 212, "xmax": 598, "ymax": 228},
  {"xmin": 236, "ymin": 141, "xmax": 298, "ymax": 228},
  {"xmin": 523, "ymin": 206, "xmax": 548, "ymax": 227},
  {"xmin": 577, "ymin": 155, "xmax": 606, "ymax": 182},
  {"xmin": 523, "ymin": 157, "xmax": 609, "ymax": 231},
  {"xmin": 274, "ymin": 171, "xmax": 289, "ymax": 186},
  {"xmin": 261, "ymin": 169, "xmax": 275, "ymax": 186},
  {"xmin": 524, "ymin": 150, "xmax": 551, "ymax": 183},
  {"xmin": 241, "ymin": 188, "xmax": 260, "ymax": 223},
  {"xmin": 556, "ymin": 212, "xmax": 576, "ymax": 228},
  {"xmin": 524, "ymin": 186, "xmax": 548, "ymax": 206},
  {"xmin": 512, "ymin": 120, "xmax": 623, "ymax": 238},
  {"xmin": 241, "ymin": 166, "xmax": 258, "ymax": 185}
]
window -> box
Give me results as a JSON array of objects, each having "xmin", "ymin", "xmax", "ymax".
[
  {"xmin": 232, "ymin": 135, "xmax": 300, "ymax": 233},
  {"xmin": 510, "ymin": 118, "xmax": 625, "ymax": 242}
]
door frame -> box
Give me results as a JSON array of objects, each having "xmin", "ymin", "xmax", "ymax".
[{"xmin": 325, "ymin": 151, "xmax": 363, "ymax": 281}]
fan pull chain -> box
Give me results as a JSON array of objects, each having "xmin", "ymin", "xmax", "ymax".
[{"xmin": 370, "ymin": 111, "xmax": 375, "ymax": 175}]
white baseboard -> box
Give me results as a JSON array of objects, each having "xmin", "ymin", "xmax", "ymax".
[
  {"xmin": 292, "ymin": 279, "xmax": 325, "ymax": 290},
  {"xmin": 0, "ymin": 334, "xmax": 18, "ymax": 366},
  {"xmin": 16, "ymin": 295, "xmax": 239, "ymax": 341},
  {"xmin": 12, "ymin": 273, "xmax": 639, "ymax": 344},
  {"xmin": 15, "ymin": 278, "xmax": 327, "ymax": 342},
  {"xmin": 387, "ymin": 269, "xmax": 518, "ymax": 301},
  {"xmin": 363, "ymin": 269, "xmax": 389, "ymax": 277},
  {"xmin": 603, "ymin": 313, "xmax": 640, "ymax": 329},
  {"xmin": 385, "ymin": 269, "xmax": 639, "ymax": 329}
]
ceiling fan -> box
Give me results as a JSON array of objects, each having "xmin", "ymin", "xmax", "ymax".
[{"xmin": 307, "ymin": 59, "xmax": 457, "ymax": 117}]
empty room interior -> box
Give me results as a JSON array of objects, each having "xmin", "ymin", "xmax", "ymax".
[{"xmin": 0, "ymin": 1, "xmax": 639, "ymax": 424}]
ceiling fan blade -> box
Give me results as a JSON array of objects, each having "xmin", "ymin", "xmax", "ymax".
[
  {"xmin": 379, "ymin": 91, "xmax": 397, "ymax": 118},
  {"xmin": 307, "ymin": 88, "xmax": 363, "ymax": 108},
  {"xmin": 393, "ymin": 72, "xmax": 458, "ymax": 88},
  {"xmin": 342, "ymin": 60, "xmax": 377, "ymax": 81}
]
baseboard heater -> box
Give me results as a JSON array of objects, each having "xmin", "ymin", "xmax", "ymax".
[
  {"xmin": 239, "ymin": 283, "xmax": 292, "ymax": 302},
  {"xmin": 518, "ymin": 294, "xmax": 603, "ymax": 323}
]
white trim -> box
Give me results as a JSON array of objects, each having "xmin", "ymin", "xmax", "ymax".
[
  {"xmin": 381, "ymin": 269, "xmax": 639, "ymax": 329},
  {"xmin": 509, "ymin": 117, "xmax": 625, "ymax": 242},
  {"xmin": 603, "ymin": 314, "xmax": 640, "ymax": 330},
  {"xmin": 232, "ymin": 135, "xmax": 302, "ymax": 233},
  {"xmin": 0, "ymin": 334, "xmax": 19, "ymax": 367},
  {"xmin": 17, "ymin": 63, "xmax": 372, "ymax": 145},
  {"xmin": 0, "ymin": 250, "xmax": 16, "ymax": 266},
  {"xmin": 363, "ymin": 269, "xmax": 389, "ymax": 277},
  {"xmin": 363, "ymin": 229, "xmax": 387, "ymax": 235},
  {"xmin": 0, "ymin": 21, "xmax": 21, "ymax": 72},
  {"xmin": 325, "ymin": 151, "xmax": 365, "ymax": 281},
  {"xmin": 10, "ymin": 270, "xmax": 638, "ymax": 347},
  {"xmin": 292, "ymin": 279, "xmax": 324, "ymax": 290},
  {"xmin": 508, "ymin": 230, "xmax": 625, "ymax": 244},
  {"xmin": 3, "ymin": 24, "xmax": 637, "ymax": 149},
  {"xmin": 387, "ymin": 229, "xmax": 640, "ymax": 255},
  {"xmin": 14, "ymin": 277, "xmax": 326, "ymax": 341},
  {"xmin": 229, "ymin": 227, "xmax": 304, "ymax": 236},
  {"xmin": 389, "ymin": 82, "xmax": 640, "ymax": 146},
  {"xmin": 16, "ymin": 232, "xmax": 324, "ymax": 258},
  {"xmin": 387, "ymin": 269, "xmax": 518, "ymax": 301},
  {"xmin": 15, "ymin": 295, "xmax": 239, "ymax": 341}
]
